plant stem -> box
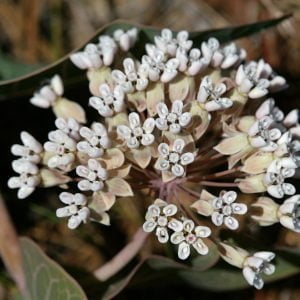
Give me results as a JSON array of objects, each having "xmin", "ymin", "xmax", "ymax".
[
  {"xmin": 201, "ymin": 167, "xmax": 241, "ymax": 180},
  {"xmin": 200, "ymin": 181, "xmax": 239, "ymax": 188},
  {"xmin": 178, "ymin": 185, "xmax": 200, "ymax": 198},
  {"xmin": 93, "ymin": 227, "xmax": 149, "ymax": 281}
]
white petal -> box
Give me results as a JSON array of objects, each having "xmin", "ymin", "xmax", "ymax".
[
  {"xmin": 183, "ymin": 219, "xmax": 194, "ymax": 232},
  {"xmin": 68, "ymin": 215, "xmax": 81, "ymax": 229},
  {"xmin": 211, "ymin": 212, "xmax": 223, "ymax": 226},
  {"xmin": 155, "ymin": 158, "xmax": 169, "ymax": 171},
  {"xmin": 284, "ymin": 109, "xmax": 299, "ymax": 127},
  {"xmin": 242, "ymin": 266, "xmax": 257, "ymax": 287},
  {"xmin": 172, "ymin": 100, "xmax": 183, "ymax": 115},
  {"xmin": 156, "ymin": 102, "xmax": 169, "ymax": 118},
  {"xmin": 18, "ymin": 186, "xmax": 35, "ymax": 199},
  {"xmin": 163, "ymin": 204, "xmax": 178, "ymax": 216},
  {"xmin": 156, "ymin": 227, "xmax": 169, "ymax": 243},
  {"xmin": 78, "ymin": 207, "xmax": 90, "ymax": 222},
  {"xmin": 128, "ymin": 112, "xmax": 141, "ymax": 128},
  {"xmin": 254, "ymin": 251, "xmax": 275, "ymax": 262},
  {"xmin": 235, "ymin": 65, "xmax": 246, "ymax": 85},
  {"xmin": 168, "ymin": 219, "xmax": 183, "ymax": 232},
  {"xmin": 194, "ymin": 226, "xmax": 211, "ymax": 238},
  {"xmin": 51, "ymin": 75, "xmax": 64, "ymax": 96},
  {"xmin": 155, "ymin": 118, "xmax": 168, "ymax": 131},
  {"xmin": 280, "ymin": 157, "xmax": 297, "ymax": 169},
  {"xmin": 255, "ymin": 99, "xmax": 274, "ymax": 119},
  {"xmin": 171, "ymin": 164, "xmax": 184, "ymax": 177},
  {"xmin": 232, "ymin": 203, "xmax": 248, "ymax": 215},
  {"xmin": 92, "ymin": 122, "xmax": 107, "ymax": 136},
  {"xmin": 280, "ymin": 216, "xmax": 297, "ymax": 231},
  {"xmin": 143, "ymin": 219, "xmax": 157, "ymax": 232},
  {"xmin": 282, "ymin": 183, "xmax": 296, "ymax": 196},
  {"xmin": 170, "ymin": 232, "xmax": 185, "ymax": 244},
  {"xmin": 173, "ymin": 139, "xmax": 185, "ymax": 153},
  {"xmin": 179, "ymin": 112, "xmax": 192, "ymax": 127},
  {"xmin": 192, "ymin": 238, "xmax": 209, "ymax": 255},
  {"xmin": 224, "ymin": 216, "xmax": 239, "ymax": 230},
  {"xmin": 264, "ymin": 263, "xmax": 275, "ymax": 275},
  {"xmin": 8, "ymin": 177, "xmax": 22, "ymax": 189},
  {"xmin": 30, "ymin": 95, "xmax": 51, "ymax": 108},
  {"xmin": 59, "ymin": 192, "xmax": 74, "ymax": 205},
  {"xmin": 141, "ymin": 133, "xmax": 154, "ymax": 146},
  {"xmin": 21, "ymin": 131, "xmax": 42, "ymax": 153},
  {"xmin": 267, "ymin": 185, "xmax": 284, "ymax": 199},
  {"xmin": 222, "ymin": 191, "xmax": 237, "ymax": 204},
  {"xmin": 180, "ymin": 152, "xmax": 194, "ymax": 165},
  {"xmin": 117, "ymin": 125, "xmax": 131, "ymax": 139},
  {"xmin": 143, "ymin": 118, "xmax": 155, "ymax": 133},
  {"xmin": 178, "ymin": 242, "xmax": 190, "ymax": 260},
  {"xmin": 248, "ymin": 86, "xmax": 268, "ymax": 99},
  {"xmin": 158, "ymin": 143, "xmax": 169, "ymax": 157},
  {"xmin": 169, "ymin": 123, "xmax": 181, "ymax": 134},
  {"xmin": 39, "ymin": 86, "xmax": 56, "ymax": 102}
]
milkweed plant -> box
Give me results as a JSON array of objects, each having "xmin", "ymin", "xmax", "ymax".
[{"xmin": 7, "ymin": 24, "xmax": 300, "ymax": 290}]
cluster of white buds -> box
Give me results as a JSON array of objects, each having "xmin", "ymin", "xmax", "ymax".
[
  {"xmin": 219, "ymin": 243, "xmax": 275, "ymax": 289},
  {"xmin": 197, "ymin": 76, "xmax": 233, "ymax": 111},
  {"xmin": 89, "ymin": 84, "xmax": 125, "ymax": 117},
  {"xmin": 113, "ymin": 28, "xmax": 138, "ymax": 51},
  {"xmin": 44, "ymin": 128, "xmax": 77, "ymax": 169},
  {"xmin": 56, "ymin": 192, "xmax": 90, "ymax": 229},
  {"xmin": 235, "ymin": 59, "xmax": 286, "ymax": 98},
  {"xmin": 54, "ymin": 117, "xmax": 81, "ymax": 141},
  {"xmin": 248, "ymin": 116, "xmax": 282, "ymax": 151},
  {"xmin": 264, "ymin": 158, "xmax": 296, "ymax": 198},
  {"xmin": 155, "ymin": 100, "xmax": 191, "ymax": 133},
  {"xmin": 176, "ymin": 48, "xmax": 208, "ymax": 76},
  {"xmin": 143, "ymin": 200, "xmax": 210, "ymax": 260},
  {"xmin": 170, "ymin": 218, "xmax": 211, "ymax": 260},
  {"xmin": 201, "ymin": 38, "xmax": 247, "ymax": 69},
  {"xmin": 143, "ymin": 199, "xmax": 183, "ymax": 243},
  {"xmin": 8, "ymin": 132, "xmax": 42, "ymax": 199},
  {"xmin": 243, "ymin": 252, "xmax": 276, "ymax": 289},
  {"xmin": 154, "ymin": 29, "xmax": 192, "ymax": 56},
  {"xmin": 155, "ymin": 139, "xmax": 194, "ymax": 177},
  {"xmin": 112, "ymin": 58, "xmax": 149, "ymax": 92},
  {"xmin": 192, "ymin": 190, "xmax": 247, "ymax": 230},
  {"xmin": 30, "ymin": 75, "xmax": 63, "ymax": 108},
  {"xmin": 76, "ymin": 159, "xmax": 108, "ymax": 192},
  {"xmin": 8, "ymin": 25, "xmax": 300, "ymax": 290},
  {"xmin": 251, "ymin": 195, "xmax": 300, "ymax": 233},
  {"xmin": 70, "ymin": 28, "xmax": 138, "ymax": 70},
  {"xmin": 117, "ymin": 112, "xmax": 155, "ymax": 149},
  {"xmin": 77, "ymin": 123, "xmax": 110, "ymax": 158}
]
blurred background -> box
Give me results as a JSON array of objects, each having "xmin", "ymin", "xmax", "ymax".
[{"xmin": 0, "ymin": 0, "xmax": 300, "ymax": 299}]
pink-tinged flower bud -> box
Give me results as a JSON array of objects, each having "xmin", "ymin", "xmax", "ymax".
[
  {"xmin": 251, "ymin": 197, "xmax": 280, "ymax": 226},
  {"xmin": 218, "ymin": 242, "xmax": 249, "ymax": 268},
  {"xmin": 238, "ymin": 174, "xmax": 266, "ymax": 194}
]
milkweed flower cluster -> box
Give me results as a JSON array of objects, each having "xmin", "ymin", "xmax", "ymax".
[{"xmin": 7, "ymin": 26, "xmax": 300, "ymax": 289}]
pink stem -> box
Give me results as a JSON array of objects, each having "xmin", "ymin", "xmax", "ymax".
[
  {"xmin": 93, "ymin": 228, "xmax": 149, "ymax": 281},
  {"xmin": 200, "ymin": 181, "xmax": 239, "ymax": 188},
  {"xmin": 201, "ymin": 167, "xmax": 241, "ymax": 180}
]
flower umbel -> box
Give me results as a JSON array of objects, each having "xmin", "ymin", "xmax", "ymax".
[{"xmin": 7, "ymin": 25, "xmax": 300, "ymax": 290}]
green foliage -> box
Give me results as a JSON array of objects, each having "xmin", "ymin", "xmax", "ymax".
[{"xmin": 19, "ymin": 238, "xmax": 87, "ymax": 300}]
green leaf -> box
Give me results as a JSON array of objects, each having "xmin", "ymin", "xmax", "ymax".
[
  {"xmin": 178, "ymin": 254, "xmax": 300, "ymax": 291},
  {"xmin": 0, "ymin": 52, "xmax": 43, "ymax": 81},
  {"xmin": 20, "ymin": 237, "xmax": 87, "ymax": 300},
  {"xmin": 0, "ymin": 15, "xmax": 291, "ymax": 100},
  {"xmin": 102, "ymin": 244, "xmax": 219, "ymax": 299},
  {"xmin": 102, "ymin": 247, "xmax": 300, "ymax": 297}
]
